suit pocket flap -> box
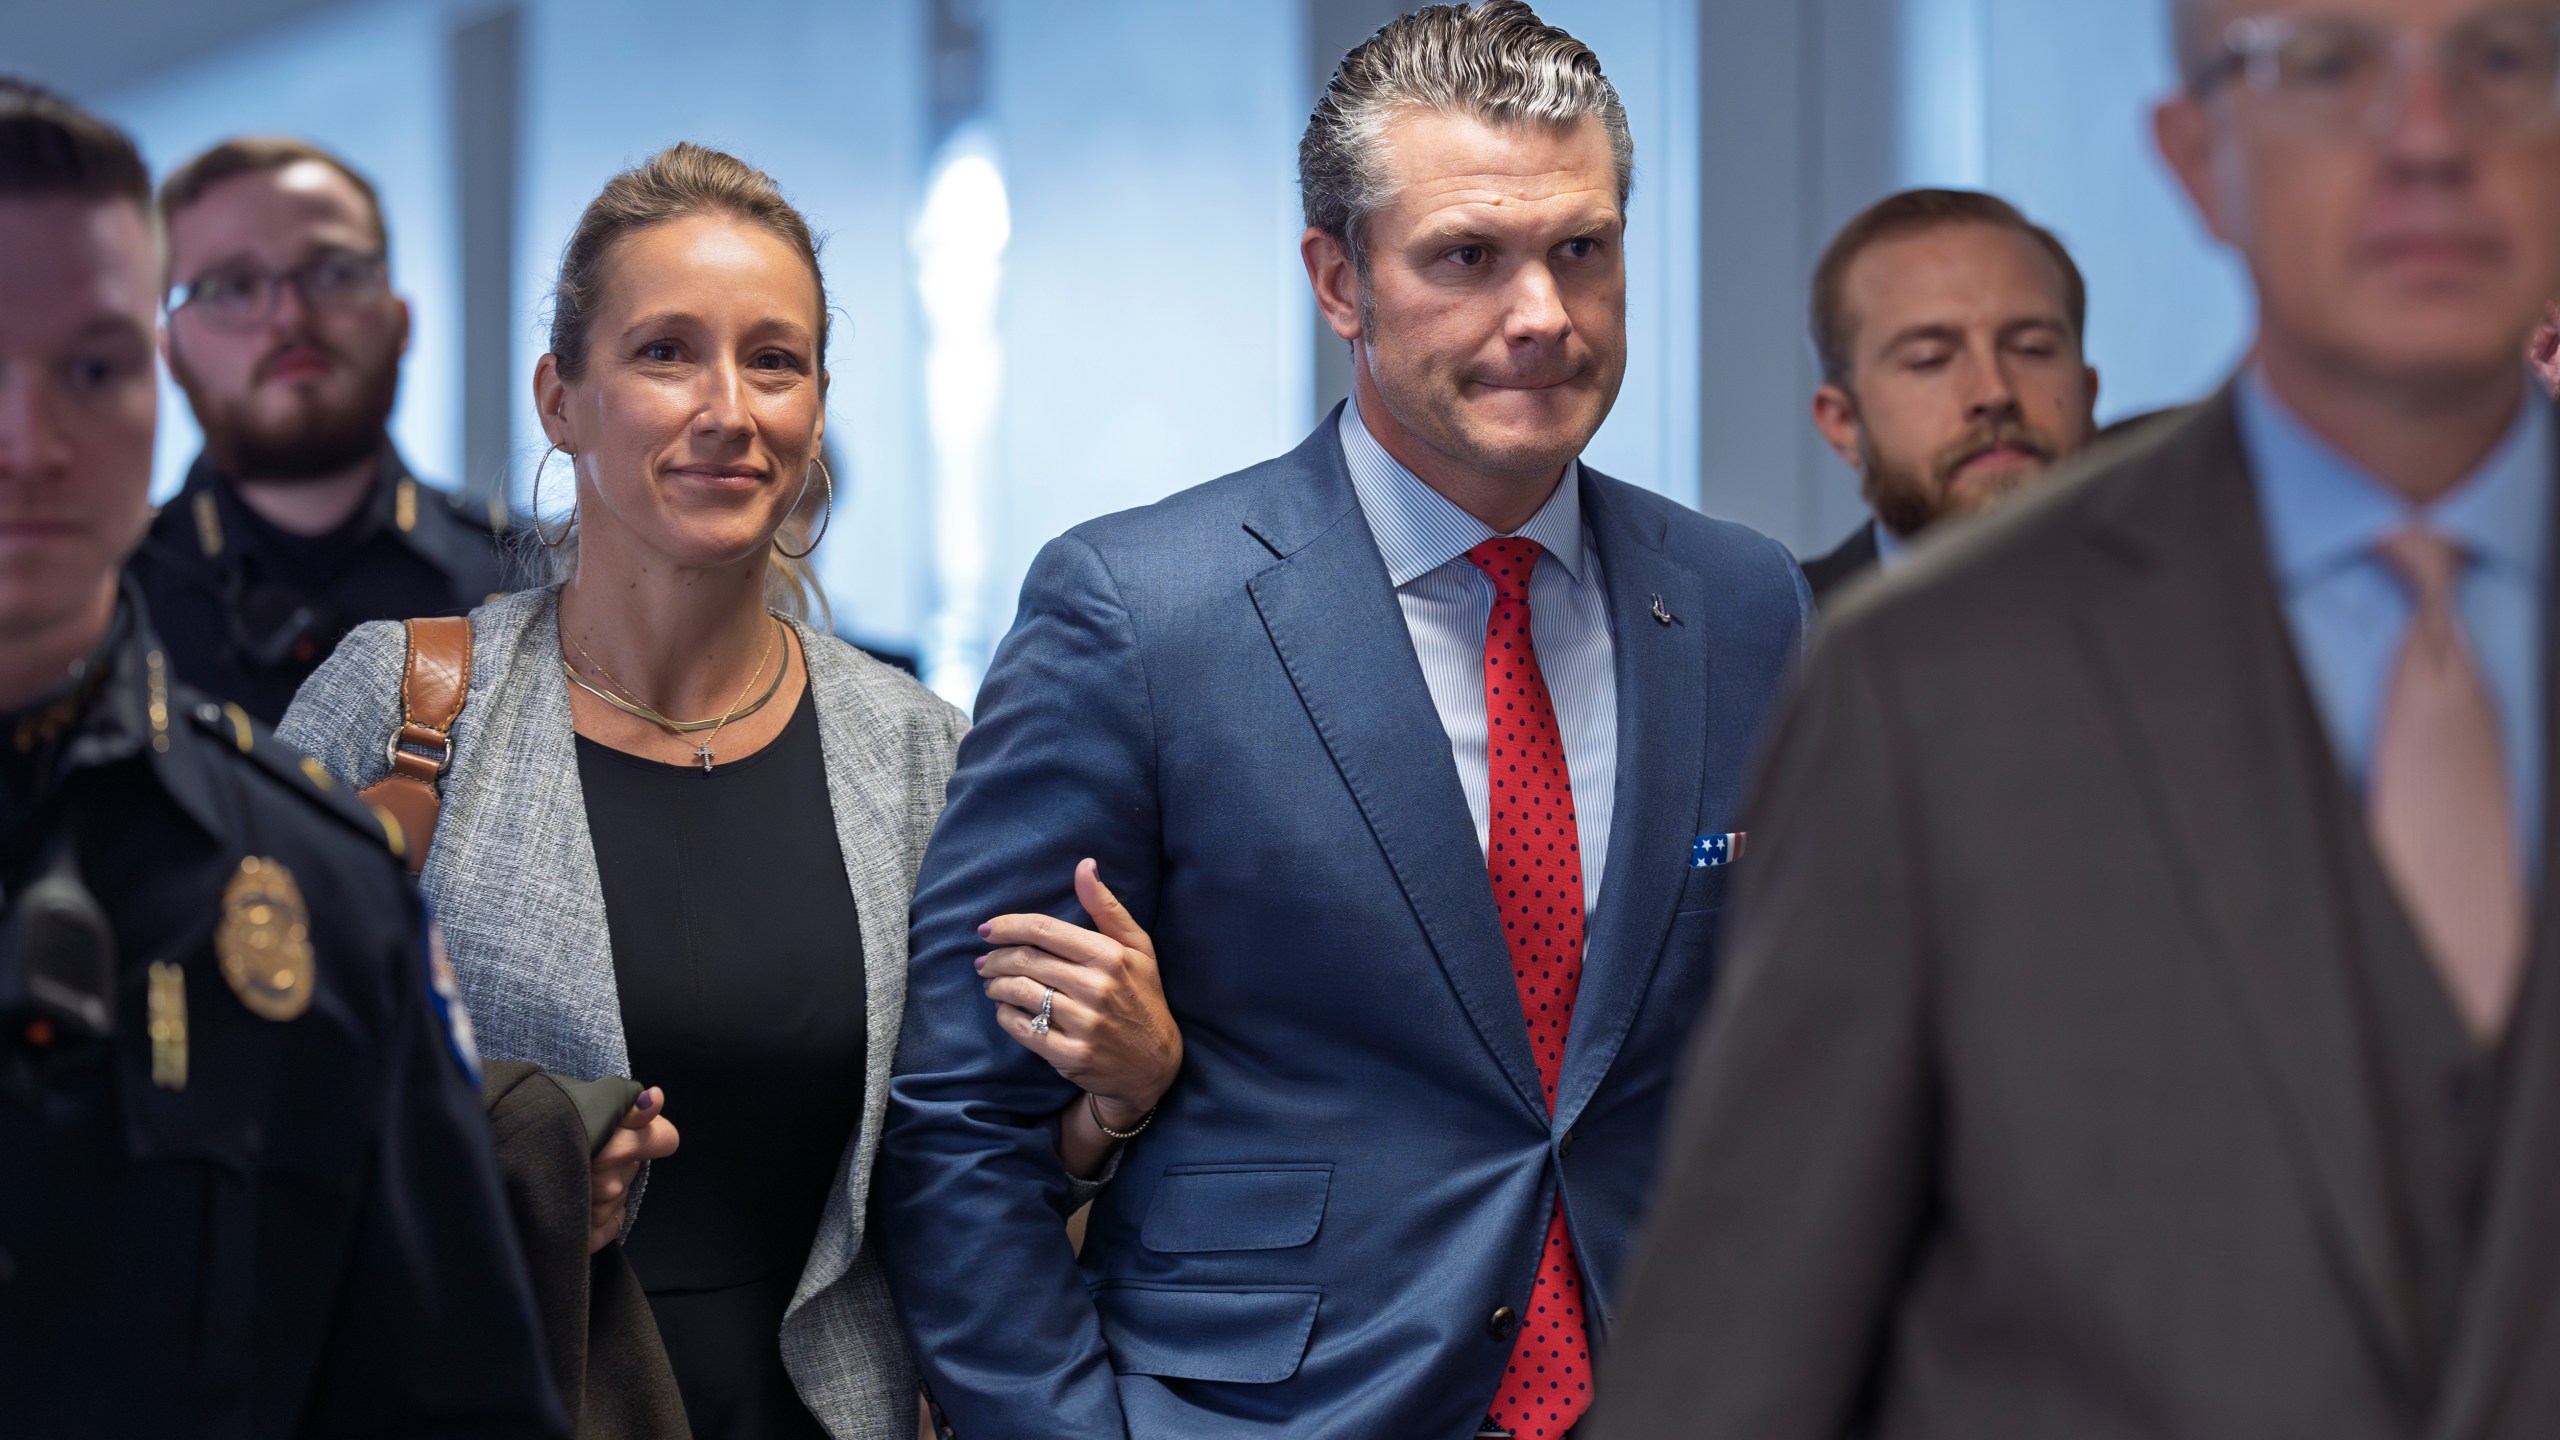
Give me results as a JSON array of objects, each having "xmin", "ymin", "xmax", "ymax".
[
  {"xmin": 1093, "ymin": 1283, "xmax": 1321, "ymax": 1384},
  {"xmin": 1141, "ymin": 1163, "xmax": 1333, "ymax": 1253}
]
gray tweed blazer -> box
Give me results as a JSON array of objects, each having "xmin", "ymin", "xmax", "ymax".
[{"xmin": 279, "ymin": 585, "xmax": 964, "ymax": 1440}]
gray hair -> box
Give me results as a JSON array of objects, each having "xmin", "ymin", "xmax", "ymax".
[
  {"xmin": 1300, "ymin": 1, "xmax": 1633, "ymax": 276},
  {"xmin": 2172, "ymin": 0, "xmax": 2221, "ymax": 89}
]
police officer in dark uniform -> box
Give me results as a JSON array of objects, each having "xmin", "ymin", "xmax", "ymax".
[
  {"xmin": 131, "ymin": 445, "xmax": 510, "ymax": 725},
  {"xmin": 129, "ymin": 134, "xmax": 512, "ymax": 725},
  {"xmin": 0, "ymin": 78, "xmax": 564, "ymax": 1437}
]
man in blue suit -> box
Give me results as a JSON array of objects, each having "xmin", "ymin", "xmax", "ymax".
[{"xmin": 875, "ymin": 5, "xmax": 1807, "ymax": 1436}]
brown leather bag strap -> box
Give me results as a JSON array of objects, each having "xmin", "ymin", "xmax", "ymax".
[{"xmin": 358, "ymin": 617, "xmax": 472, "ymax": 875}]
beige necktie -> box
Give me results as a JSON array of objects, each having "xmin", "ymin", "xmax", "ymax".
[{"xmin": 2369, "ymin": 529, "xmax": 2528, "ymax": 1041}]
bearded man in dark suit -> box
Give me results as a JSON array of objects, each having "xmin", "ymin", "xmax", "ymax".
[{"xmin": 1796, "ymin": 189, "xmax": 2098, "ymax": 608}]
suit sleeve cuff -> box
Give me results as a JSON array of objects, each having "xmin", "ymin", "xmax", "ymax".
[{"xmin": 1065, "ymin": 1140, "xmax": 1128, "ymax": 1206}]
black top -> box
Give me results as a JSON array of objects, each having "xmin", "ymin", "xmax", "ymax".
[
  {"xmin": 1799, "ymin": 521, "xmax": 1882, "ymax": 610},
  {"xmin": 575, "ymin": 686, "xmax": 866, "ymax": 1439},
  {"xmin": 0, "ymin": 587, "xmax": 564, "ymax": 1439},
  {"xmin": 127, "ymin": 447, "xmax": 514, "ymax": 724}
]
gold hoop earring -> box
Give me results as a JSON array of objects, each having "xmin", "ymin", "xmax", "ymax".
[
  {"xmin": 530, "ymin": 443, "xmax": 575, "ymax": 549},
  {"xmin": 775, "ymin": 456, "xmax": 833, "ymax": 560}
]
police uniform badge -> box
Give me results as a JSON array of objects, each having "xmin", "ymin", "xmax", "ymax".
[{"xmin": 216, "ymin": 856, "xmax": 315, "ymax": 1021}]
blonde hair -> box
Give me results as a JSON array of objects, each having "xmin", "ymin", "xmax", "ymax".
[{"xmin": 531, "ymin": 141, "xmax": 830, "ymax": 622}]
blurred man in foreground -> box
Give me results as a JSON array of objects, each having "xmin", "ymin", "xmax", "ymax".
[
  {"xmin": 1603, "ymin": 1, "xmax": 2560, "ymax": 1435},
  {"xmin": 130, "ymin": 137, "xmax": 509, "ymax": 723},
  {"xmin": 1797, "ymin": 188, "xmax": 2099, "ymax": 606},
  {"xmin": 0, "ymin": 78, "xmax": 561, "ymax": 1437}
]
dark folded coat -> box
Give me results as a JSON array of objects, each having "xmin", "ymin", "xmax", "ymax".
[{"xmin": 482, "ymin": 1060, "xmax": 688, "ymax": 1440}]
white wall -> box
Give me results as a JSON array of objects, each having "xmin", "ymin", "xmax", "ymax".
[
  {"xmin": 1534, "ymin": 0, "xmax": 1701, "ymax": 503},
  {"xmin": 76, "ymin": 0, "xmax": 2263, "ymax": 664},
  {"xmin": 1967, "ymin": 0, "xmax": 2253, "ymax": 420},
  {"xmin": 977, "ymin": 0, "xmax": 1309, "ymax": 646},
  {"xmin": 93, "ymin": 0, "xmax": 463, "ymax": 505},
  {"xmin": 512, "ymin": 0, "xmax": 928, "ymax": 648},
  {"xmin": 1696, "ymin": 0, "xmax": 1870, "ymax": 551},
  {"xmin": 1894, "ymin": 0, "xmax": 2253, "ymax": 421},
  {"xmin": 1703, "ymin": 0, "xmax": 2255, "ymax": 556}
]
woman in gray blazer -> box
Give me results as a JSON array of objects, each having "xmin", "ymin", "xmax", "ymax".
[{"xmin": 282, "ymin": 144, "xmax": 1178, "ymax": 1440}]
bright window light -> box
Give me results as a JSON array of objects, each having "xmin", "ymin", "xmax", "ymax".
[{"xmin": 913, "ymin": 123, "xmax": 1010, "ymax": 706}]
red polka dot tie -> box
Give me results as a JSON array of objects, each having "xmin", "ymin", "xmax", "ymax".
[{"xmin": 1469, "ymin": 537, "xmax": 1592, "ymax": 1438}]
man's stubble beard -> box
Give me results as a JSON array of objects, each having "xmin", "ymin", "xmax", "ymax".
[
  {"xmin": 1857, "ymin": 409, "xmax": 2067, "ymax": 540},
  {"xmin": 174, "ymin": 332, "xmax": 401, "ymax": 484}
]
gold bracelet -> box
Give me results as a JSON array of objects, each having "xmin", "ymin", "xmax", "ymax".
[{"xmin": 1087, "ymin": 1091, "xmax": 1156, "ymax": 1142}]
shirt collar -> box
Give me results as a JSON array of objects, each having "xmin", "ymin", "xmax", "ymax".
[
  {"xmin": 2236, "ymin": 366, "xmax": 2552, "ymax": 591},
  {"xmin": 1338, "ymin": 395, "xmax": 1588, "ymax": 588},
  {"xmin": 1871, "ymin": 518, "xmax": 1909, "ymax": 571}
]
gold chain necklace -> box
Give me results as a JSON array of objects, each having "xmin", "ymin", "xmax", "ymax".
[
  {"xmin": 565, "ymin": 621, "xmax": 779, "ymax": 731},
  {"xmin": 563, "ymin": 615, "xmax": 783, "ymax": 773}
]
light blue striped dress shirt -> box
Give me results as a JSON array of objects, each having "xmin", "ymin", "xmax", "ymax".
[
  {"xmin": 1338, "ymin": 399, "xmax": 1618, "ymax": 913},
  {"xmin": 2235, "ymin": 370, "xmax": 2552, "ymax": 868}
]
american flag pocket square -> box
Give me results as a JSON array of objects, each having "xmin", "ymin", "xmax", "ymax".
[{"xmin": 1690, "ymin": 832, "xmax": 1746, "ymax": 868}]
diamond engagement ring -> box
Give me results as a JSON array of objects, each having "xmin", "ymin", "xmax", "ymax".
[{"xmin": 1031, "ymin": 986, "xmax": 1055, "ymax": 1036}]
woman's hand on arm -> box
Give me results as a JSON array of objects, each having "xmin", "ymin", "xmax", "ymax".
[
  {"xmin": 589, "ymin": 1087, "xmax": 680, "ymax": 1253},
  {"xmin": 977, "ymin": 859, "xmax": 1183, "ymax": 1180}
]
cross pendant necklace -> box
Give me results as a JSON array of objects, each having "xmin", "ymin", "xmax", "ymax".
[{"xmin": 559, "ymin": 612, "xmax": 783, "ymax": 777}]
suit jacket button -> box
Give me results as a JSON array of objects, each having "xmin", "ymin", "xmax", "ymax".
[
  {"xmin": 1489, "ymin": 1305, "xmax": 1519, "ymax": 1341},
  {"xmin": 1557, "ymin": 1128, "xmax": 1575, "ymax": 1157}
]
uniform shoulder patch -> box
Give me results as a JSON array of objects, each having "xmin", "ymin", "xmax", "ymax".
[
  {"xmin": 127, "ymin": 495, "xmax": 225, "ymax": 579},
  {"xmin": 448, "ymin": 485, "xmax": 510, "ymax": 536},
  {"xmin": 423, "ymin": 921, "xmax": 482, "ymax": 1085},
  {"xmin": 184, "ymin": 698, "xmax": 405, "ymax": 860}
]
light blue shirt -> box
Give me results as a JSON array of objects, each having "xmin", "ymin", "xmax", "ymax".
[
  {"xmin": 2235, "ymin": 370, "xmax": 2552, "ymax": 865},
  {"xmin": 1872, "ymin": 518, "xmax": 1909, "ymax": 572},
  {"xmin": 1339, "ymin": 399, "xmax": 1619, "ymax": 914}
]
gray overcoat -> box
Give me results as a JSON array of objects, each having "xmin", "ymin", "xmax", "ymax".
[{"xmin": 280, "ymin": 584, "xmax": 964, "ymax": 1440}]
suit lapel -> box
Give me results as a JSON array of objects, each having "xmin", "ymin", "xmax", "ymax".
[
  {"xmin": 1245, "ymin": 420, "xmax": 1549, "ymax": 1122},
  {"xmin": 1554, "ymin": 476, "xmax": 1709, "ymax": 1131},
  {"xmin": 2076, "ymin": 393, "xmax": 2423, "ymax": 1378},
  {"xmin": 2431, "ymin": 417, "xmax": 2560, "ymax": 1440},
  {"xmin": 792, "ymin": 625, "xmax": 920, "ymax": 1306},
  {"xmin": 2436, "ymin": 868, "xmax": 2560, "ymax": 1437},
  {"xmin": 798, "ymin": 622, "xmax": 913, "ymax": 1126},
  {"xmin": 425, "ymin": 589, "xmax": 630, "ymax": 1081}
]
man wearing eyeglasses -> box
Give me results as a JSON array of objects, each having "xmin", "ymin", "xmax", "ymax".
[
  {"xmin": 1596, "ymin": 2, "xmax": 2560, "ymax": 1437},
  {"xmin": 128, "ymin": 138, "xmax": 511, "ymax": 724}
]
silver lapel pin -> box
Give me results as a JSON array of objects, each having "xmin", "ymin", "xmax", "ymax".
[{"xmin": 1650, "ymin": 594, "xmax": 1675, "ymax": 625}]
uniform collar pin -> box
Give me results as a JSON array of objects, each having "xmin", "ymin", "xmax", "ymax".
[{"xmin": 1650, "ymin": 594, "xmax": 1675, "ymax": 625}]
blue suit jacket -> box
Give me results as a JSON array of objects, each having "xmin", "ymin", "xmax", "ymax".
[{"xmin": 876, "ymin": 412, "xmax": 1807, "ymax": 1439}]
